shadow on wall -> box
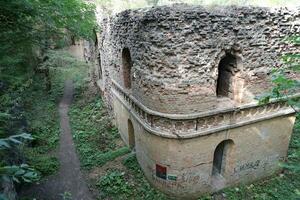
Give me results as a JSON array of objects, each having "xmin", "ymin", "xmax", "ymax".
[
  {"xmin": 212, "ymin": 139, "xmax": 235, "ymax": 176},
  {"xmin": 128, "ymin": 119, "xmax": 135, "ymax": 149},
  {"xmin": 122, "ymin": 48, "xmax": 132, "ymax": 89}
]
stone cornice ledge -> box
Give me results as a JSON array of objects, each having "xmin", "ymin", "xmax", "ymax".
[
  {"xmin": 111, "ymin": 79, "xmax": 299, "ymax": 120},
  {"xmin": 111, "ymin": 79, "xmax": 298, "ymax": 139}
]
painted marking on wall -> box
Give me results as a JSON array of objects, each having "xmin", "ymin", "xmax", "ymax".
[
  {"xmin": 167, "ymin": 175, "xmax": 177, "ymax": 181},
  {"xmin": 234, "ymin": 160, "xmax": 260, "ymax": 173},
  {"xmin": 156, "ymin": 164, "xmax": 167, "ymax": 180}
]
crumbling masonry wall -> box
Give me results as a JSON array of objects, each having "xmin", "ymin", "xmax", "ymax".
[
  {"xmin": 98, "ymin": 5, "xmax": 299, "ymax": 114},
  {"xmin": 95, "ymin": 4, "xmax": 299, "ymax": 199}
]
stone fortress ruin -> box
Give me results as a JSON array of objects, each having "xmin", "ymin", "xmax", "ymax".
[{"xmin": 93, "ymin": 4, "xmax": 300, "ymax": 199}]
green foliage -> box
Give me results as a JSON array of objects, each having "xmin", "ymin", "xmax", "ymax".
[
  {"xmin": 259, "ymin": 35, "xmax": 299, "ymax": 175},
  {"xmin": 0, "ymin": 0, "xmax": 96, "ymax": 184},
  {"xmin": 220, "ymin": 171, "xmax": 300, "ymax": 199},
  {"xmin": 21, "ymin": 51, "xmax": 88, "ymax": 177},
  {"xmin": 122, "ymin": 154, "xmax": 167, "ymax": 200},
  {"xmin": 0, "ymin": 134, "xmax": 39, "ymax": 196},
  {"xmin": 44, "ymin": 50, "xmax": 90, "ymax": 92},
  {"xmin": 60, "ymin": 191, "xmax": 72, "ymax": 200},
  {"xmin": 282, "ymin": 114, "xmax": 300, "ymax": 173},
  {"xmin": 259, "ymin": 35, "xmax": 300, "ymax": 109},
  {"xmin": 85, "ymin": 147, "xmax": 131, "ymax": 168},
  {"xmin": 19, "ymin": 75, "xmax": 60, "ymax": 177},
  {"xmin": 0, "ymin": 0, "xmax": 97, "ymax": 59},
  {"xmin": 97, "ymin": 154, "xmax": 167, "ymax": 199},
  {"xmin": 97, "ymin": 170, "xmax": 133, "ymax": 198},
  {"xmin": 0, "ymin": 133, "xmax": 33, "ymax": 150},
  {"xmin": 122, "ymin": 153, "xmax": 139, "ymax": 170},
  {"xmin": 70, "ymin": 90, "xmax": 129, "ymax": 169},
  {"xmin": 24, "ymin": 149, "xmax": 59, "ymax": 177},
  {"xmin": 0, "ymin": 164, "xmax": 39, "ymax": 184},
  {"xmin": 69, "ymin": 76, "xmax": 166, "ymax": 198}
]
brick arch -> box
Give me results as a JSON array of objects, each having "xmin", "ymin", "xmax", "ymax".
[{"xmin": 212, "ymin": 139, "xmax": 234, "ymax": 176}]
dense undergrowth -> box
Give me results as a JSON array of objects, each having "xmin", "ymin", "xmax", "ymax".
[
  {"xmin": 0, "ymin": 50, "xmax": 90, "ymax": 200},
  {"xmin": 21, "ymin": 50, "xmax": 90, "ymax": 178},
  {"xmin": 69, "ymin": 87, "xmax": 167, "ymax": 199},
  {"xmin": 22, "ymin": 75, "xmax": 61, "ymax": 177},
  {"xmin": 97, "ymin": 153, "xmax": 167, "ymax": 200},
  {"xmin": 69, "ymin": 87, "xmax": 130, "ymax": 169}
]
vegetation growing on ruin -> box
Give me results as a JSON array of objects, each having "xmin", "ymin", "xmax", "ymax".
[
  {"xmin": 69, "ymin": 87, "xmax": 168, "ymax": 198},
  {"xmin": 97, "ymin": 154, "xmax": 167, "ymax": 199},
  {"xmin": 68, "ymin": 69, "xmax": 299, "ymax": 199},
  {"xmin": 0, "ymin": 0, "xmax": 299, "ymax": 199},
  {"xmin": 69, "ymin": 91, "xmax": 131, "ymax": 169}
]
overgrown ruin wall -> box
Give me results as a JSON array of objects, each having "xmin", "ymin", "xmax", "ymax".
[
  {"xmin": 98, "ymin": 5, "xmax": 299, "ymax": 114},
  {"xmin": 95, "ymin": 4, "xmax": 299, "ymax": 199}
]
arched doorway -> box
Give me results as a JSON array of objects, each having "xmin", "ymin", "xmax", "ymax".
[
  {"xmin": 122, "ymin": 48, "xmax": 132, "ymax": 89},
  {"xmin": 212, "ymin": 139, "xmax": 234, "ymax": 176},
  {"xmin": 128, "ymin": 119, "xmax": 135, "ymax": 149},
  {"xmin": 216, "ymin": 54, "xmax": 237, "ymax": 97}
]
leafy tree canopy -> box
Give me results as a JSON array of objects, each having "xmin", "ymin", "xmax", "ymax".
[{"xmin": 0, "ymin": 0, "xmax": 97, "ymax": 69}]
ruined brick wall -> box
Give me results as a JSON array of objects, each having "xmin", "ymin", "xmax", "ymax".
[{"xmin": 99, "ymin": 4, "xmax": 300, "ymax": 114}]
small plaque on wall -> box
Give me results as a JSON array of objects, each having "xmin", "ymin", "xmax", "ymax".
[
  {"xmin": 167, "ymin": 175, "xmax": 177, "ymax": 181},
  {"xmin": 156, "ymin": 164, "xmax": 167, "ymax": 180}
]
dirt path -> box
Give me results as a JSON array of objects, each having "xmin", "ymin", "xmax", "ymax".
[{"xmin": 21, "ymin": 80, "xmax": 93, "ymax": 200}]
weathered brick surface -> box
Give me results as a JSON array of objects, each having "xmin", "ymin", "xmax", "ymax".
[
  {"xmin": 96, "ymin": 5, "xmax": 299, "ymax": 198},
  {"xmin": 99, "ymin": 4, "xmax": 299, "ymax": 114}
]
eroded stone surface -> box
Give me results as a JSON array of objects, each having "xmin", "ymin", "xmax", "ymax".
[
  {"xmin": 99, "ymin": 4, "xmax": 299, "ymax": 114},
  {"xmin": 93, "ymin": 4, "xmax": 299, "ymax": 199}
]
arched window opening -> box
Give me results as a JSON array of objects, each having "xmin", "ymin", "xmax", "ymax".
[
  {"xmin": 216, "ymin": 54, "xmax": 237, "ymax": 97},
  {"xmin": 97, "ymin": 53, "xmax": 102, "ymax": 79},
  {"xmin": 122, "ymin": 48, "xmax": 132, "ymax": 89},
  {"xmin": 128, "ymin": 119, "xmax": 135, "ymax": 149},
  {"xmin": 212, "ymin": 140, "xmax": 234, "ymax": 176},
  {"xmin": 71, "ymin": 36, "xmax": 76, "ymax": 45}
]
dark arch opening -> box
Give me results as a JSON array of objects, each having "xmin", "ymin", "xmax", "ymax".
[
  {"xmin": 122, "ymin": 48, "xmax": 132, "ymax": 89},
  {"xmin": 128, "ymin": 119, "xmax": 135, "ymax": 149},
  {"xmin": 212, "ymin": 140, "xmax": 234, "ymax": 176},
  {"xmin": 97, "ymin": 53, "xmax": 102, "ymax": 79},
  {"xmin": 216, "ymin": 54, "xmax": 237, "ymax": 97}
]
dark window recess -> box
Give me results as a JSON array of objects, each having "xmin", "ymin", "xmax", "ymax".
[
  {"xmin": 156, "ymin": 164, "xmax": 167, "ymax": 180},
  {"xmin": 122, "ymin": 48, "xmax": 132, "ymax": 89},
  {"xmin": 216, "ymin": 54, "xmax": 237, "ymax": 97},
  {"xmin": 212, "ymin": 142, "xmax": 225, "ymax": 175},
  {"xmin": 212, "ymin": 140, "xmax": 233, "ymax": 176},
  {"xmin": 128, "ymin": 119, "xmax": 135, "ymax": 149}
]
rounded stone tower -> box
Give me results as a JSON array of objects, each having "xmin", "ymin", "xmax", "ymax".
[{"xmin": 96, "ymin": 4, "xmax": 299, "ymax": 198}]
